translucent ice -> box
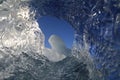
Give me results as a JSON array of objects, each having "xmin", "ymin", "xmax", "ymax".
[
  {"xmin": 31, "ymin": 0, "xmax": 120, "ymax": 79},
  {"xmin": 0, "ymin": 0, "xmax": 120, "ymax": 80},
  {"xmin": 0, "ymin": 0, "xmax": 44, "ymax": 56}
]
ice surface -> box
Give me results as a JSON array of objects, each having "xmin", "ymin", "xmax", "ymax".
[
  {"xmin": 0, "ymin": 52, "xmax": 89, "ymax": 80},
  {"xmin": 0, "ymin": 0, "xmax": 90, "ymax": 80},
  {"xmin": 0, "ymin": 0, "xmax": 120, "ymax": 80},
  {"xmin": 0, "ymin": 0, "xmax": 44, "ymax": 56},
  {"xmin": 31, "ymin": 0, "xmax": 120, "ymax": 80}
]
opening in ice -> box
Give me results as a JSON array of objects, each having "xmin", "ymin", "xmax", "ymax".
[{"xmin": 38, "ymin": 16, "xmax": 74, "ymax": 49}]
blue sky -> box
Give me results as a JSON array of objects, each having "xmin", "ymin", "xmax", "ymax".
[{"xmin": 37, "ymin": 16, "xmax": 74, "ymax": 48}]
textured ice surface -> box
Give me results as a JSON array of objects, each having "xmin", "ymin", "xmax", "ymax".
[
  {"xmin": 0, "ymin": 52, "xmax": 89, "ymax": 80},
  {"xmin": 0, "ymin": 1, "xmax": 45, "ymax": 79},
  {"xmin": 0, "ymin": 0, "xmax": 44, "ymax": 56},
  {"xmin": 0, "ymin": 0, "xmax": 90, "ymax": 80},
  {"xmin": 0, "ymin": 0, "xmax": 120, "ymax": 80},
  {"xmin": 31, "ymin": 0, "xmax": 120, "ymax": 80}
]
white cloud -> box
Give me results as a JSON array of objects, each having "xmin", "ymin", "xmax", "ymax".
[{"xmin": 43, "ymin": 35, "xmax": 71, "ymax": 62}]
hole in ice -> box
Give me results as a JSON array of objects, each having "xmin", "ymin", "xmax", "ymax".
[
  {"xmin": 37, "ymin": 16, "xmax": 74, "ymax": 49},
  {"xmin": 37, "ymin": 16, "xmax": 74, "ymax": 62}
]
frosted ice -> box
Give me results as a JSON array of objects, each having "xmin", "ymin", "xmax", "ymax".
[
  {"xmin": 0, "ymin": 0, "xmax": 98, "ymax": 80},
  {"xmin": 0, "ymin": 0, "xmax": 44, "ymax": 56},
  {"xmin": 31, "ymin": 0, "xmax": 120, "ymax": 79},
  {"xmin": 0, "ymin": 0, "xmax": 119, "ymax": 80},
  {"xmin": 0, "ymin": 0, "xmax": 45, "ymax": 79}
]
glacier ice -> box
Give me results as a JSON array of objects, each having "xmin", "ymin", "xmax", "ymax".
[
  {"xmin": 0, "ymin": 0, "xmax": 90, "ymax": 80},
  {"xmin": 0, "ymin": 0, "xmax": 120, "ymax": 80},
  {"xmin": 0, "ymin": 52, "xmax": 89, "ymax": 80},
  {"xmin": 0, "ymin": 0, "xmax": 44, "ymax": 56},
  {"xmin": 31, "ymin": 0, "xmax": 120, "ymax": 80}
]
